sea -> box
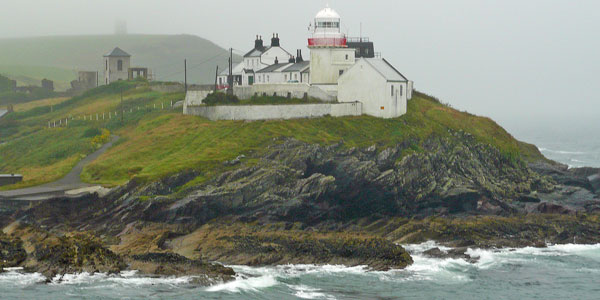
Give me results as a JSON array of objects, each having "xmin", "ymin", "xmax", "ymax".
[
  {"xmin": 1, "ymin": 119, "xmax": 598, "ymax": 299},
  {"xmin": 1, "ymin": 242, "xmax": 599, "ymax": 299}
]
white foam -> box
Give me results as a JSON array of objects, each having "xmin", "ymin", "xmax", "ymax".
[
  {"xmin": 205, "ymin": 274, "xmax": 278, "ymax": 293},
  {"xmin": 50, "ymin": 271, "xmax": 193, "ymax": 286},
  {"xmin": 290, "ymin": 284, "xmax": 336, "ymax": 299},
  {"xmin": 0, "ymin": 270, "xmax": 46, "ymax": 286},
  {"xmin": 231, "ymin": 264, "xmax": 370, "ymax": 278},
  {"xmin": 538, "ymin": 147, "xmax": 586, "ymax": 155}
]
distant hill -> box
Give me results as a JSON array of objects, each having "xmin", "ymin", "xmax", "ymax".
[{"xmin": 0, "ymin": 34, "xmax": 239, "ymax": 90}]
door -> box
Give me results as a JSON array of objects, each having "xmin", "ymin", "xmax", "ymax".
[{"xmin": 249, "ymin": 76, "xmax": 254, "ymax": 85}]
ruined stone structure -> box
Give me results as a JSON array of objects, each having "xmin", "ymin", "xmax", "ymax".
[{"xmin": 41, "ymin": 79, "xmax": 54, "ymax": 92}]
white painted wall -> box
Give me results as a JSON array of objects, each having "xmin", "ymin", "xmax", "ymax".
[
  {"xmin": 233, "ymin": 84, "xmax": 336, "ymax": 102},
  {"xmin": 309, "ymin": 47, "xmax": 355, "ymax": 84},
  {"xmin": 338, "ymin": 59, "xmax": 407, "ymax": 118},
  {"xmin": 183, "ymin": 90, "xmax": 212, "ymax": 114},
  {"xmin": 104, "ymin": 56, "xmax": 130, "ymax": 84},
  {"xmin": 184, "ymin": 102, "xmax": 361, "ymax": 121},
  {"xmin": 262, "ymin": 46, "xmax": 292, "ymax": 65}
]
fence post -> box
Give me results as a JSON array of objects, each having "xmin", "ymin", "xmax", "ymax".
[
  {"xmin": 161, "ymin": 103, "xmax": 164, "ymax": 109},
  {"xmin": 66, "ymin": 118, "xmax": 68, "ymax": 126},
  {"xmin": 153, "ymin": 103, "xmax": 156, "ymax": 109},
  {"xmin": 171, "ymin": 100, "xmax": 173, "ymax": 108},
  {"xmin": 54, "ymin": 120, "xmax": 56, "ymax": 127}
]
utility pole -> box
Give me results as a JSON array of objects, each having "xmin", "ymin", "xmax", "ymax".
[
  {"xmin": 227, "ymin": 48, "xmax": 233, "ymax": 95},
  {"xmin": 214, "ymin": 66, "xmax": 219, "ymax": 92},
  {"xmin": 184, "ymin": 59, "xmax": 188, "ymax": 94},
  {"xmin": 96, "ymin": 71, "xmax": 99, "ymax": 87}
]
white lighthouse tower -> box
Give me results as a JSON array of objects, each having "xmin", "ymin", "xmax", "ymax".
[{"xmin": 308, "ymin": 5, "xmax": 356, "ymax": 88}]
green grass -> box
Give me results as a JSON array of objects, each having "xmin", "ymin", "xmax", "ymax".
[
  {"xmin": 0, "ymin": 80, "xmax": 183, "ymax": 188},
  {"xmin": 0, "ymin": 81, "xmax": 549, "ymax": 189},
  {"xmin": 81, "ymin": 91, "xmax": 548, "ymax": 186}
]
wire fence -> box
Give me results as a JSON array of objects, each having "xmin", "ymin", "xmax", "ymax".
[{"xmin": 47, "ymin": 100, "xmax": 177, "ymax": 128}]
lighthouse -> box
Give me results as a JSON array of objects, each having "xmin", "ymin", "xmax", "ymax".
[{"xmin": 308, "ymin": 5, "xmax": 356, "ymax": 87}]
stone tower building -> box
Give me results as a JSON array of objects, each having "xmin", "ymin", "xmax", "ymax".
[{"xmin": 103, "ymin": 47, "xmax": 131, "ymax": 84}]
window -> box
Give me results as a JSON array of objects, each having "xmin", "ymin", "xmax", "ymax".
[
  {"xmin": 285, "ymin": 74, "xmax": 288, "ymax": 81},
  {"xmin": 399, "ymin": 85, "xmax": 403, "ymax": 96},
  {"xmin": 316, "ymin": 21, "xmax": 340, "ymax": 28},
  {"xmin": 106, "ymin": 60, "xmax": 108, "ymax": 70},
  {"xmin": 391, "ymin": 85, "xmax": 394, "ymax": 97},
  {"xmin": 117, "ymin": 60, "xmax": 123, "ymax": 71},
  {"xmin": 294, "ymin": 74, "xmax": 298, "ymax": 80},
  {"xmin": 339, "ymin": 70, "xmax": 344, "ymax": 76},
  {"xmin": 267, "ymin": 75, "xmax": 270, "ymax": 82},
  {"xmin": 345, "ymin": 54, "xmax": 349, "ymax": 60}
]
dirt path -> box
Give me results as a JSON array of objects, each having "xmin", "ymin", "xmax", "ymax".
[{"xmin": 0, "ymin": 136, "xmax": 119, "ymax": 200}]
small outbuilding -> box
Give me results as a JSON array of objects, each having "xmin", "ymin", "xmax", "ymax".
[
  {"xmin": 104, "ymin": 47, "xmax": 131, "ymax": 84},
  {"xmin": 338, "ymin": 58, "xmax": 413, "ymax": 119}
]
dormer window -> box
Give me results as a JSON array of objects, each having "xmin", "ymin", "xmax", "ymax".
[{"xmin": 117, "ymin": 60, "xmax": 123, "ymax": 71}]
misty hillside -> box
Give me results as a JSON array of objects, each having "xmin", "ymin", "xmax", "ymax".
[{"xmin": 0, "ymin": 34, "xmax": 238, "ymax": 90}]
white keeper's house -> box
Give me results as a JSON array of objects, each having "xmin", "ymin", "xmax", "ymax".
[{"xmin": 197, "ymin": 4, "xmax": 414, "ymax": 119}]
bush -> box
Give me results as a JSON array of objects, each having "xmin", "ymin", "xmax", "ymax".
[
  {"xmin": 90, "ymin": 129, "xmax": 110, "ymax": 146},
  {"xmin": 82, "ymin": 128, "xmax": 102, "ymax": 138},
  {"xmin": 203, "ymin": 92, "xmax": 240, "ymax": 105}
]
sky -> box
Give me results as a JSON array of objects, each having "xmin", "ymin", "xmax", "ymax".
[{"xmin": 0, "ymin": 0, "xmax": 599, "ymax": 142}]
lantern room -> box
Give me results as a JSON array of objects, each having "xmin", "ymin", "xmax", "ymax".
[{"xmin": 308, "ymin": 5, "xmax": 347, "ymax": 48}]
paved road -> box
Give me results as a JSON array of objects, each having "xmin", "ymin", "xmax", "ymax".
[{"xmin": 0, "ymin": 136, "xmax": 119, "ymax": 200}]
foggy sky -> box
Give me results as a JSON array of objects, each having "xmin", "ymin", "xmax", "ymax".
[{"xmin": 1, "ymin": 0, "xmax": 599, "ymax": 139}]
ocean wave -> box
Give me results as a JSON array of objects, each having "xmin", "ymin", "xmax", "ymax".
[
  {"xmin": 538, "ymin": 147, "xmax": 587, "ymax": 155},
  {"xmin": 205, "ymin": 273, "xmax": 278, "ymax": 293},
  {"xmin": 288, "ymin": 284, "xmax": 336, "ymax": 299},
  {"xmin": 50, "ymin": 271, "xmax": 194, "ymax": 287},
  {"xmin": 0, "ymin": 270, "xmax": 46, "ymax": 286},
  {"xmin": 401, "ymin": 241, "xmax": 600, "ymax": 279}
]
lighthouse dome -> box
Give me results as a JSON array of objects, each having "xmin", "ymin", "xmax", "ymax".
[{"xmin": 315, "ymin": 6, "xmax": 340, "ymax": 19}]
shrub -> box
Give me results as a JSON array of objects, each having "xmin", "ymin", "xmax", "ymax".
[
  {"xmin": 90, "ymin": 129, "xmax": 110, "ymax": 146},
  {"xmin": 203, "ymin": 92, "xmax": 240, "ymax": 105},
  {"xmin": 82, "ymin": 128, "xmax": 102, "ymax": 138}
]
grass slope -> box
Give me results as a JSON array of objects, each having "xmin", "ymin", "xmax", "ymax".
[
  {"xmin": 0, "ymin": 82, "xmax": 548, "ymax": 189},
  {"xmin": 0, "ymin": 34, "xmax": 238, "ymax": 89}
]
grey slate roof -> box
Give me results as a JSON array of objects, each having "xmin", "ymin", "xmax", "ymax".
[
  {"xmin": 256, "ymin": 63, "xmax": 292, "ymax": 73},
  {"xmin": 244, "ymin": 48, "xmax": 265, "ymax": 57},
  {"xmin": 363, "ymin": 58, "xmax": 407, "ymax": 82},
  {"xmin": 104, "ymin": 47, "xmax": 131, "ymax": 57},
  {"xmin": 282, "ymin": 61, "xmax": 310, "ymax": 72}
]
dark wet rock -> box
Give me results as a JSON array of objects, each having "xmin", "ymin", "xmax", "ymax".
[
  {"xmin": 422, "ymin": 247, "xmax": 445, "ymax": 258},
  {"xmin": 0, "ymin": 232, "xmax": 27, "ymax": 270},
  {"xmin": 534, "ymin": 202, "xmax": 575, "ymax": 215},
  {"xmin": 588, "ymin": 174, "xmax": 600, "ymax": 194},
  {"xmin": 129, "ymin": 252, "xmax": 235, "ymax": 283},
  {"xmin": 517, "ymin": 194, "xmax": 541, "ymax": 203}
]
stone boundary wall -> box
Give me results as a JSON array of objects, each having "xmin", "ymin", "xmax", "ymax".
[
  {"xmin": 150, "ymin": 84, "xmax": 185, "ymax": 93},
  {"xmin": 184, "ymin": 102, "xmax": 362, "ymax": 121},
  {"xmin": 183, "ymin": 90, "xmax": 212, "ymax": 114},
  {"xmin": 234, "ymin": 84, "xmax": 336, "ymax": 102}
]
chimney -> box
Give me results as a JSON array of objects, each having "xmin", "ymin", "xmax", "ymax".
[
  {"xmin": 271, "ymin": 33, "xmax": 280, "ymax": 47},
  {"xmin": 275, "ymin": 56, "xmax": 279, "ymax": 64},
  {"xmin": 296, "ymin": 49, "xmax": 304, "ymax": 62},
  {"xmin": 289, "ymin": 56, "xmax": 295, "ymax": 63},
  {"xmin": 254, "ymin": 35, "xmax": 263, "ymax": 50}
]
